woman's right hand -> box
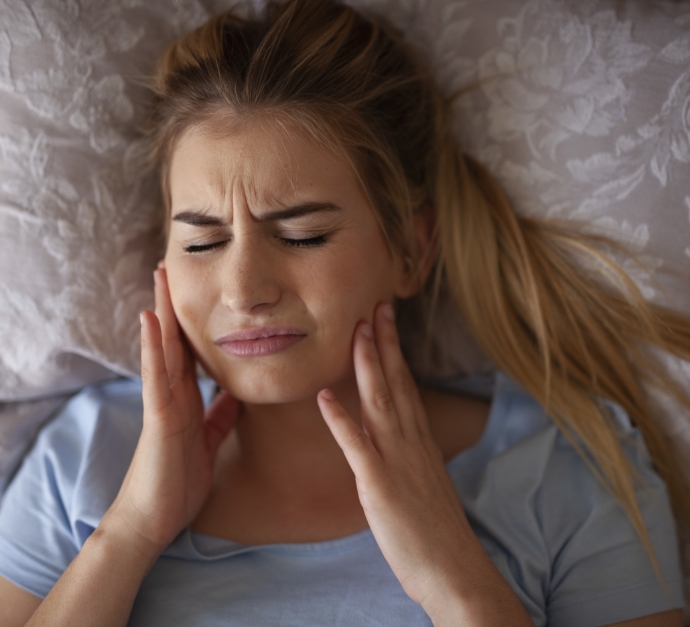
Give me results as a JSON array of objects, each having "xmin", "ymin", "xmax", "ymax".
[{"xmin": 102, "ymin": 265, "xmax": 239, "ymax": 558}]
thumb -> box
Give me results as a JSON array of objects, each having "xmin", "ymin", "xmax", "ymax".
[{"xmin": 204, "ymin": 390, "xmax": 240, "ymax": 457}]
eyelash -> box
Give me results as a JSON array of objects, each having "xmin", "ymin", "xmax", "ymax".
[
  {"xmin": 183, "ymin": 235, "xmax": 327, "ymax": 254},
  {"xmin": 281, "ymin": 234, "xmax": 327, "ymax": 248}
]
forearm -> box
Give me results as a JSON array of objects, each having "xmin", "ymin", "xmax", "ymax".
[
  {"xmin": 423, "ymin": 539, "xmax": 534, "ymax": 627},
  {"xmin": 25, "ymin": 513, "xmax": 160, "ymax": 627}
]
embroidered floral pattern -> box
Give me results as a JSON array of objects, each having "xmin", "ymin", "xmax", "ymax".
[
  {"xmin": 413, "ymin": 0, "xmax": 690, "ymax": 304},
  {"xmin": 0, "ymin": 0, "xmax": 215, "ymax": 401}
]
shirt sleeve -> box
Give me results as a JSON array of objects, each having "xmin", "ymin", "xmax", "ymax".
[
  {"xmin": 0, "ymin": 378, "xmax": 149, "ymax": 598},
  {"xmin": 542, "ymin": 401, "xmax": 685, "ymax": 627},
  {"xmin": 0, "ymin": 397, "xmax": 84, "ymax": 597}
]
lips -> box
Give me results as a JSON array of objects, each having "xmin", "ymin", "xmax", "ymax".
[{"xmin": 214, "ymin": 327, "xmax": 306, "ymax": 357}]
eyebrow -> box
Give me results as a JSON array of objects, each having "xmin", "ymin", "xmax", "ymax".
[{"xmin": 171, "ymin": 202, "xmax": 342, "ymax": 227}]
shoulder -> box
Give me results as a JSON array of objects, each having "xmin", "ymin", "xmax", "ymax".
[
  {"xmin": 40, "ymin": 377, "xmax": 145, "ymax": 456},
  {"xmin": 2, "ymin": 378, "xmax": 145, "ymax": 543},
  {"xmin": 0, "ymin": 378, "xmax": 145, "ymax": 597},
  {"xmin": 451, "ymin": 371, "xmax": 684, "ymax": 626},
  {"xmin": 456, "ymin": 371, "xmax": 671, "ymax": 498},
  {"xmin": 0, "ymin": 376, "xmax": 218, "ymax": 598},
  {"xmin": 478, "ymin": 372, "xmax": 675, "ymax": 536},
  {"xmin": 38, "ymin": 376, "xmax": 145, "ymax": 476}
]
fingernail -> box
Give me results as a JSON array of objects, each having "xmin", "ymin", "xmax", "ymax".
[
  {"xmin": 360, "ymin": 322, "xmax": 373, "ymax": 339},
  {"xmin": 139, "ymin": 313, "xmax": 144, "ymax": 326},
  {"xmin": 153, "ymin": 269, "xmax": 160, "ymax": 286},
  {"xmin": 382, "ymin": 303, "xmax": 395, "ymax": 322},
  {"xmin": 320, "ymin": 389, "xmax": 336, "ymax": 401}
]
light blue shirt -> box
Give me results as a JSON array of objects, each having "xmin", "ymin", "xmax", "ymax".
[{"xmin": 0, "ymin": 372, "xmax": 684, "ymax": 626}]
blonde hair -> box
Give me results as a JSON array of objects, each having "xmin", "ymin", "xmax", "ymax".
[{"xmin": 147, "ymin": 0, "xmax": 690, "ymax": 576}]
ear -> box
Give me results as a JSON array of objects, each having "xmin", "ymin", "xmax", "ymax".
[{"xmin": 394, "ymin": 204, "xmax": 438, "ymax": 299}]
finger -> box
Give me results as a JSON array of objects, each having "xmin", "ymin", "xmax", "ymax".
[
  {"xmin": 353, "ymin": 321, "xmax": 403, "ymax": 445},
  {"xmin": 154, "ymin": 268, "xmax": 193, "ymax": 385},
  {"xmin": 317, "ymin": 388, "xmax": 381, "ymax": 476},
  {"xmin": 374, "ymin": 303, "xmax": 430, "ymax": 440},
  {"xmin": 204, "ymin": 391, "xmax": 240, "ymax": 458},
  {"xmin": 140, "ymin": 310, "xmax": 172, "ymax": 417}
]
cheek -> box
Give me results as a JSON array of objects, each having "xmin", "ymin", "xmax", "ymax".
[
  {"xmin": 312, "ymin": 244, "xmax": 397, "ymax": 389},
  {"xmin": 305, "ymin": 236, "xmax": 397, "ymax": 340},
  {"xmin": 164, "ymin": 262, "xmax": 214, "ymax": 347}
]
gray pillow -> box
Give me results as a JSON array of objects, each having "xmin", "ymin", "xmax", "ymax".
[
  {"xmin": 1, "ymin": 0, "xmax": 688, "ymax": 399},
  {"xmin": 0, "ymin": 0, "xmax": 228, "ymax": 401}
]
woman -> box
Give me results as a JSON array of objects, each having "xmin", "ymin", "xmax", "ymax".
[{"xmin": 0, "ymin": 0, "xmax": 689, "ymax": 624}]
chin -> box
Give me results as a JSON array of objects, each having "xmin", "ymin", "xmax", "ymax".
[
  {"xmin": 220, "ymin": 373, "xmax": 323, "ymax": 405},
  {"xmin": 193, "ymin": 338, "xmax": 356, "ymax": 404},
  {"xmin": 209, "ymin": 357, "xmax": 355, "ymax": 405}
]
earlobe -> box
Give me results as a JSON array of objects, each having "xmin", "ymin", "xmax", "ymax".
[
  {"xmin": 395, "ymin": 254, "xmax": 422, "ymax": 299},
  {"xmin": 394, "ymin": 205, "xmax": 438, "ymax": 299}
]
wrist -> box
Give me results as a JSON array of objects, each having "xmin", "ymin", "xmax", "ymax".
[
  {"xmin": 421, "ymin": 542, "xmax": 533, "ymax": 627},
  {"xmin": 23, "ymin": 508, "xmax": 162, "ymax": 627},
  {"xmin": 95, "ymin": 508, "xmax": 166, "ymax": 571}
]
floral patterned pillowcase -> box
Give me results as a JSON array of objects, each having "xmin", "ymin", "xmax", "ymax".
[
  {"xmin": 0, "ymin": 0, "xmax": 688, "ymax": 397},
  {"xmin": 427, "ymin": 0, "xmax": 690, "ymax": 301},
  {"xmin": 0, "ymin": 0, "xmax": 243, "ymax": 404}
]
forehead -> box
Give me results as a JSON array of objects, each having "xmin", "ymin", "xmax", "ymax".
[{"xmin": 168, "ymin": 116, "xmax": 363, "ymax": 214}]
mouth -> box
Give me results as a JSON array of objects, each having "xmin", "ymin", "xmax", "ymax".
[{"xmin": 214, "ymin": 327, "xmax": 307, "ymax": 357}]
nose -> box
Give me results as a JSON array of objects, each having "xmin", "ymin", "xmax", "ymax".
[{"xmin": 219, "ymin": 233, "xmax": 282, "ymax": 315}]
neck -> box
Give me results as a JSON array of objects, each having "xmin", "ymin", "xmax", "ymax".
[{"xmin": 220, "ymin": 374, "xmax": 364, "ymax": 498}]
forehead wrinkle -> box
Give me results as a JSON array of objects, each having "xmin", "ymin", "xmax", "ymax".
[
  {"xmin": 224, "ymin": 160, "xmax": 291, "ymax": 225},
  {"xmin": 239, "ymin": 152, "xmax": 287, "ymax": 215},
  {"xmin": 241, "ymin": 121, "xmax": 303, "ymax": 210},
  {"xmin": 171, "ymin": 116, "xmax": 351, "ymax": 227},
  {"xmin": 213, "ymin": 137, "xmax": 266, "ymax": 226}
]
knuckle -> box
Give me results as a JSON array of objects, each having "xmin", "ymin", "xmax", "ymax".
[
  {"xmin": 141, "ymin": 362, "xmax": 165, "ymax": 386},
  {"xmin": 347, "ymin": 428, "xmax": 370, "ymax": 451},
  {"xmin": 362, "ymin": 344, "xmax": 379, "ymax": 367},
  {"xmin": 140, "ymin": 364, "xmax": 154, "ymax": 384},
  {"xmin": 372, "ymin": 388, "xmax": 395, "ymax": 414}
]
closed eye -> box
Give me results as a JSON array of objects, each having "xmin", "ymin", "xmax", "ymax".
[
  {"xmin": 280, "ymin": 235, "xmax": 327, "ymax": 247},
  {"xmin": 182, "ymin": 234, "xmax": 327, "ymax": 254},
  {"xmin": 183, "ymin": 241, "xmax": 227, "ymax": 254}
]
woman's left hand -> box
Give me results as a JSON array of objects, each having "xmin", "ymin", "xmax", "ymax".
[{"xmin": 317, "ymin": 302, "xmax": 476, "ymax": 610}]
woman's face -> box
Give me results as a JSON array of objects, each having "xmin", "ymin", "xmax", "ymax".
[{"xmin": 164, "ymin": 118, "xmax": 410, "ymax": 404}]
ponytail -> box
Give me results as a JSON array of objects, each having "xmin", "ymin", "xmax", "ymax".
[{"xmin": 434, "ymin": 118, "xmax": 690, "ymax": 577}]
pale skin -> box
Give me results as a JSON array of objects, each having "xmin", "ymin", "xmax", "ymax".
[{"xmin": 0, "ymin": 119, "xmax": 683, "ymax": 627}]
